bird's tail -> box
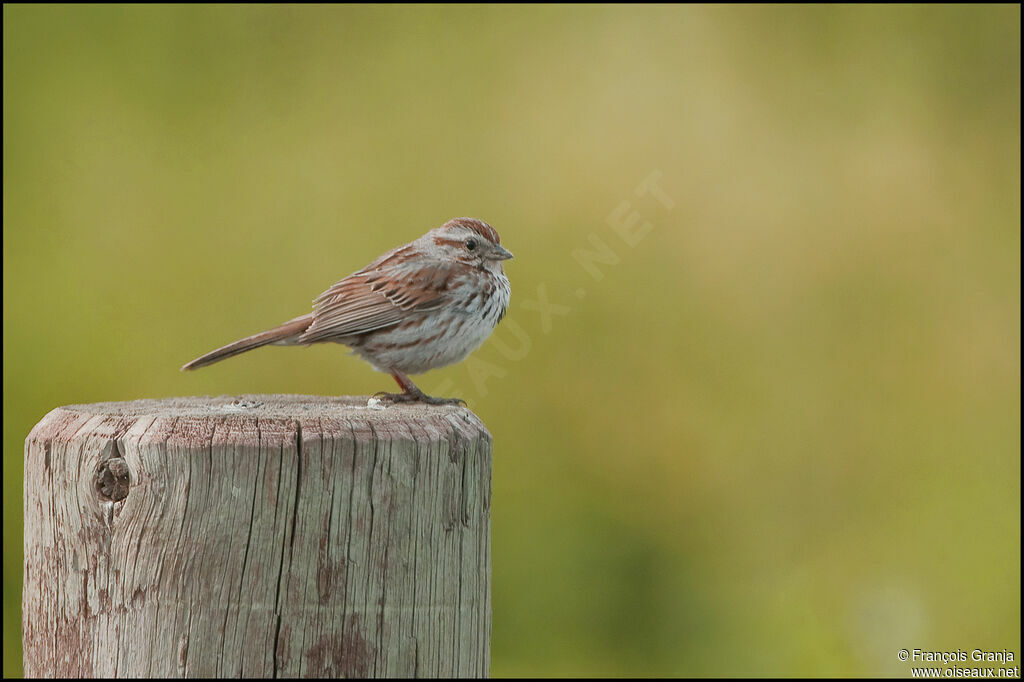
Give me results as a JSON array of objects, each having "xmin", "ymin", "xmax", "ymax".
[{"xmin": 181, "ymin": 314, "xmax": 312, "ymax": 371}]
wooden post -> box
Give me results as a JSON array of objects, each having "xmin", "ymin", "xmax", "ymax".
[{"xmin": 22, "ymin": 395, "xmax": 492, "ymax": 678}]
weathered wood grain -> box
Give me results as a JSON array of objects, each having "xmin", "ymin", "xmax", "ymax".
[{"xmin": 22, "ymin": 395, "xmax": 491, "ymax": 678}]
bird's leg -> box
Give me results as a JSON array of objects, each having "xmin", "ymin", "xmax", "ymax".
[{"xmin": 372, "ymin": 371, "xmax": 466, "ymax": 406}]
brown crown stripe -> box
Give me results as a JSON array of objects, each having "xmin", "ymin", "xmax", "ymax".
[{"xmin": 440, "ymin": 217, "xmax": 501, "ymax": 244}]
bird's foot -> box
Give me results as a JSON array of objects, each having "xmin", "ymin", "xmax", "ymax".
[
  {"xmin": 371, "ymin": 390, "xmax": 466, "ymax": 407},
  {"xmin": 417, "ymin": 394, "xmax": 467, "ymax": 406}
]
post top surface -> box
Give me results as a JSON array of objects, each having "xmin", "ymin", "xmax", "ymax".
[{"xmin": 49, "ymin": 394, "xmax": 484, "ymax": 428}]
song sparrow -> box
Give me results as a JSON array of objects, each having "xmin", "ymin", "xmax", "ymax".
[{"xmin": 182, "ymin": 217, "xmax": 512, "ymax": 405}]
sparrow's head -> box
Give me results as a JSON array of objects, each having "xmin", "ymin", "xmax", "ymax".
[{"xmin": 426, "ymin": 217, "xmax": 513, "ymax": 270}]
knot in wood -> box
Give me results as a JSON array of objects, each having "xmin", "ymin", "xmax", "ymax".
[{"xmin": 96, "ymin": 457, "xmax": 130, "ymax": 501}]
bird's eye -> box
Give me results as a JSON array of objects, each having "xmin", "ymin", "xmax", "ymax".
[{"xmin": 465, "ymin": 239, "xmax": 478, "ymax": 251}]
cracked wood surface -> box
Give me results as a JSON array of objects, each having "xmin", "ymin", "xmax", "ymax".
[{"xmin": 22, "ymin": 395, "xmax": 491, "ymax": 678}]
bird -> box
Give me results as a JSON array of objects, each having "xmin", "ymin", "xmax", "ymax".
[{"xmin": 181, "ymin": 217, "xmax": 512, "ymax": 405}]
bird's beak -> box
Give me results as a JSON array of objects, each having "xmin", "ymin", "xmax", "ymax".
[{"xmin": 490, "ymin": 245, "xmax": 514, "ymax": 261}]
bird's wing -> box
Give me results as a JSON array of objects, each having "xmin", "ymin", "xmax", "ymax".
[{"xmin": 299, "ymin": 248, "xmax": 456, "ymax": 343}]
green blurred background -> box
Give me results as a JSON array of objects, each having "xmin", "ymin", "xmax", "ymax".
[{"xmin": 3, "ymin": 4, "xmax": 1020, "ymax": 677}]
